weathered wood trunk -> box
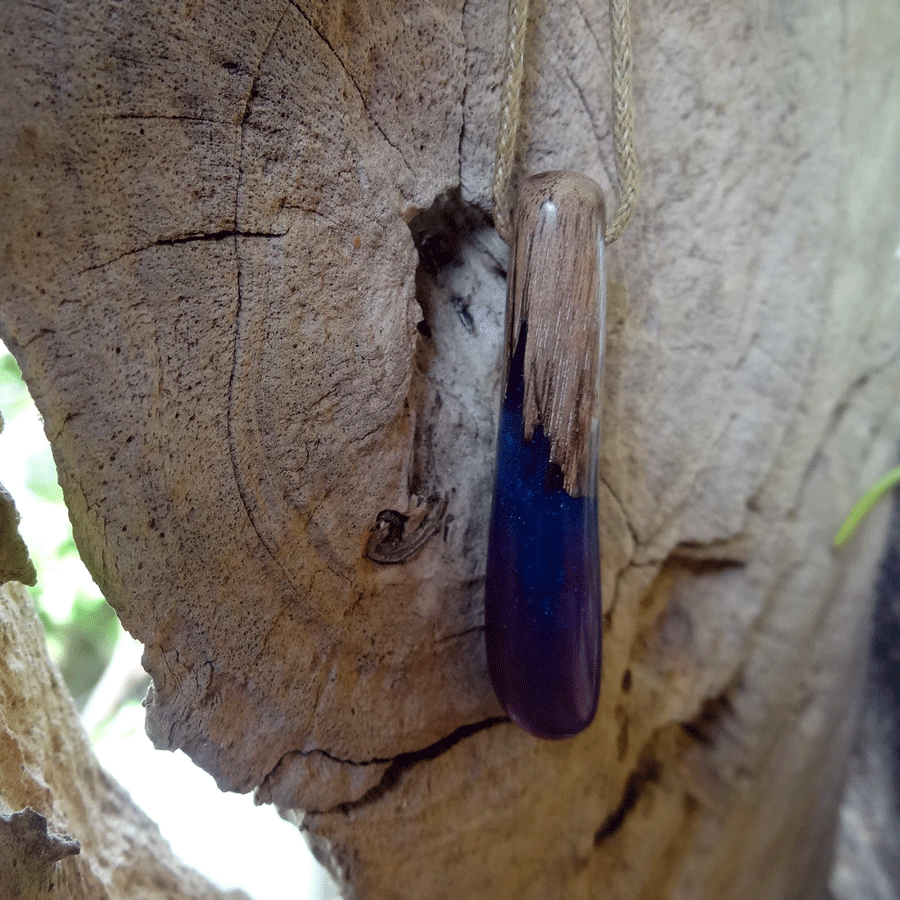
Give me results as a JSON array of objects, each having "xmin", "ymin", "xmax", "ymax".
[
  {"xmin": 0, "ymin": 481, "xmax": 246, "ymax": 899},
  {"xmin": 2, "ymin": 0, "xmax": 899, "ymax": 897},
  {"xmin": 0, "ymin": 577, "xmax": 251, "ymax": 899}
]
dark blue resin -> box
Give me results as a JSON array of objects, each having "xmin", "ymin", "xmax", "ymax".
[{"xmin": 485, "ymin": 326, "xmax": 601, "ymax": 739}]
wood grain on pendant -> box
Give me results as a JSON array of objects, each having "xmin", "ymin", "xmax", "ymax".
[
  {"xmin": 508, "ymin": 172, "xmax": 607, "ymax": 496},
  {"xmin": 486, "ymin": 172, "xmax": 606, "ymax": 739}
]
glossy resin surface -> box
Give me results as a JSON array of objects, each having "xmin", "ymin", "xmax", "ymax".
[{"xmin": 485, "ymin": 326, "xmax": 601, "ymax": 739}]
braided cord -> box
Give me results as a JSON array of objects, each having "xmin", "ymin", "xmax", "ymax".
[
  {"xmin": 605, "ymin": 0, "xmax": 637, "ymax": 242},
  {"xmin": 491, "ymin": 0, "xmax": 531, "ymax": 244},
  {"xmin": 491, "ymin": 0, "xmax": 637, "ymax": 244}
]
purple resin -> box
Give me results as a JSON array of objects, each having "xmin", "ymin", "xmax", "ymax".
[{"xmin": 485, "ymin": 326, "xmax": 601, "ymax": 739}]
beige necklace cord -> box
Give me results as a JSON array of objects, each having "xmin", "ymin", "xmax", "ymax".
[{"xmin": 491, "ymin": 0, "xmax": 637, "ymax": 245}]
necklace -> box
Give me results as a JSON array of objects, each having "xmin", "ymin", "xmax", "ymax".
[{"xmin": 483, "ymin": 0, "xmax": 637, "ymax": 739}]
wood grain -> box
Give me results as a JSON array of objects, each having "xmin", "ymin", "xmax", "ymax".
[
  {"xmin": 2, "ymin": 1, "xmax": 900, "ymax": 898},
  {"xmin": 507, "ymin": 171, "xmax": 606, "ymax": 495}
]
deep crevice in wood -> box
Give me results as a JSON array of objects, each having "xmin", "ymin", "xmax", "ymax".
[
  {"xmin": 363, "ymin": 189, "xmax": 494, "ymax": 562},
  {"xmin": 408, "ymin": 188, "xmax": 490, "ymax": 276},
  {"xmin": 680, "ymin": 692, "xmax": 739, "ymax": 748}
]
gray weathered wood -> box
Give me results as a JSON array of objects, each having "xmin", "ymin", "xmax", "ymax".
[
  {"xmin": 0, "ymin": 578, "xmax": 248, "ymax": 900},
  {"xmin": 2, "ymin": 0, "xmax": 900, "ymax": 898}
]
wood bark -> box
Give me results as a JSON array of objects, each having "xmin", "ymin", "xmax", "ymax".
[{"xmin": 1, "ymin": 0, "xmax": 899, "ymax": 898}]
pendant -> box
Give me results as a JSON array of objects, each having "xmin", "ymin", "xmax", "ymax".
[{"xmin": 485, "ymin": 172, "xmax": 606, "ymax": 739}]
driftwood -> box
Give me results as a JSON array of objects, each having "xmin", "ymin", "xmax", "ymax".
[
  {"xmin": 0, "ymin": 576, "xmax": 251, "ymax": 900},
  {"xmin": 2, "ymin": 0, "xmax": 900, "ymax": 897},
  {"xmin": 0, "ymin": 582, "xmax": 252, "ymax": 900},
  {"xmin": 0, "ymin": 483, "xmax": 247, "ymax": 900}
]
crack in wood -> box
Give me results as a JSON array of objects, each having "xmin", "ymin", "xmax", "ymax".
[
  {"xmin": 457, "ymin": 0, "xmax": 470, "ymax": 195},
  {"xmin": 74, "ymin": 229, "xmax": 288, "ymax": 276},
  {"xmin": 680, "ymin": 690, "xmax": 738, "ymax": 747},
  {"xmin": 286, "ymin": 0, "xmax": 415, "ymax": 178},
  {"xmin": 600, "ymin": 473, "xmax": 640, "ymax": 547},
  {"xmin": 304, "ymin": 715, "xmax": 509, "ymax": 817},
  {"xmin": 226, "ymin": 236, "xmax": 303, "ymax": 597},
  {"xmin": 593, "ymin": 755, "xmax": 662, "ymax": 846}
]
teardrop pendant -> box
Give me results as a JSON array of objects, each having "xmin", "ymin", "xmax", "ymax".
[{"xmin": 485, "ymin": 172, "xmax": 606, "ymax": 739}]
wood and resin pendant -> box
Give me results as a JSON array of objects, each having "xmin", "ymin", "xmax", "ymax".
[{"xmin": 485, "ymin": 171, "xmax": 606, "ymax": 739}]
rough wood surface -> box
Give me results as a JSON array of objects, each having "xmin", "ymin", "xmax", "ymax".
[
  {"xmin": 2, "ymin": 0, "xmax": 900, "ymax": 898},
  {"xmin": 0, "ymin": 575, "xmax": 248, "ymax": 900}
]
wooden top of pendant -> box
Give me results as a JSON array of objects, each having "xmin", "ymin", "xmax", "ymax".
[{"xmin": 507, "ymin": 171, "xmax": 607, "ymax": 495}]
